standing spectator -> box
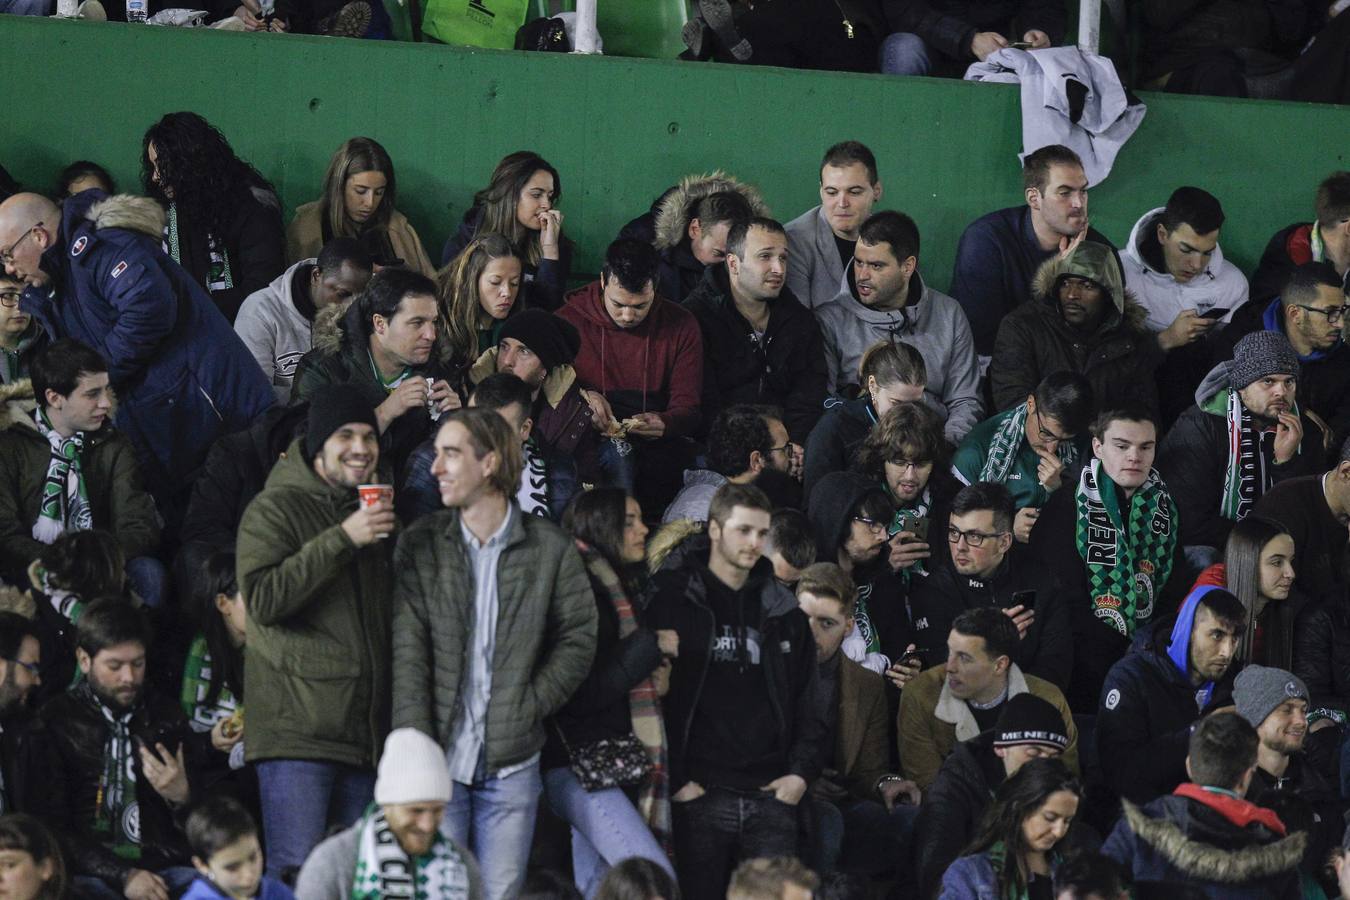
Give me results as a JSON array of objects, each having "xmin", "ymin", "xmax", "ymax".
[
  {"xmin": 287, "ymin": 137, "xmax": 436, "ymax": 276},
  {"xmin": 0, "ymin": 614, "xmax": 40, "ymax": 815},
  {"xmin": 0, "ymin": 814, "xmax": 70, "ymax": 900},
  {"xmin": 1194, "ymin": 516, "xmax": 1301, "ymax": 670},
  {"xmin": 1252, "ymin": 171, "xmax": 1350, "ymax": 305},
  {"xmin": 879, "ymin": 0, "xmax": 1064, "ymax": 76},
  {"xmin": 435, "ymin": 234, "xmax": 523, "ymax": 381},
  {"xmin": 142, "ymin": 113, "xmax": 286, "ymax": 323},
  {"xmin": 441, "ymin": 151, "xmax": 572, "ymax": 311},
  {"xmin": 0, "ymin": 274, "xmax": 45, "ymax": 385},
  {"xmin": 785, "ymin": 141, "xmax": 883, "ymax": 311},
  {"xmin": 182, "ymin": 796, "xmax": 294, "ymax": 900},
  {"xmin": 235, "ymin": 387, "xmax": 395, "ymax": 879},
  {"xmin": 1255, "ymin": 437, "xmax": 1350, "ymax": 603},
  {"xmin": 816, "ymin": 211, "xmax": 982, "ymax": 443},
  {"xmin": 392, "ymin": 408, "xmax": 597, "ymax": 900},
  {"xmin": 651, "ymin": 184, "xmax": 755, "ymax": 305}
]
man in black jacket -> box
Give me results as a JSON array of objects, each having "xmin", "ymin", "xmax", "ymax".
[
  {"xmin": 1254, "ymin": 437, "xmax": 1350, "ymax": 603},
  {"xmin": 878, "ymin": 0, "xmax": 1065, "ymax": 77},
  {"xmin": 685, "ymin": 217, "xmax": 827, "ymax": 444},
  {"xmin": 645, "ymin": 482, "xmax": 827, "ymax": 899},
  {"xmin": 0, "ymin": 612, "xmax": 39, "ymax": 817}
]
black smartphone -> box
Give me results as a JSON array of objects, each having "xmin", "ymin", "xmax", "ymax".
[
  {"xmin": 899, "ymin": 513, "xmax": 930, "ymax": 541},
  {"xmin": 1199, "ymin": 307, "xmax": 1230, "ymax": 319},
  {"xmin": 897, "ymin": 648, "xmax": 928, "ymax": 667},
  {"xmin": 1011, "ymin": 590, "xmax": 1037, "ymax": 613},
  {"xmin": 139, "ymin": 722, "xmax": 184, "ymax": 757}
]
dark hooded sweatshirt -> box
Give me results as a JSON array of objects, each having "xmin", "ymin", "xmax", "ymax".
[{"xmin": 803, "ymin": 395, "xmax": 877, "ymax": 502}]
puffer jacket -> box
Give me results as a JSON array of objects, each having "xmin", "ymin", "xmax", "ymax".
[
  {"xmin": 166, "ymin": 186, "xmax": 286, "ymax": 324},
  {"xmin": 391, "ymin": 506, "xmax": 597, "ymax": 774},
  {"xmin": 990, "ymin": 241, "xmax": 1165, "ymax": 415},
  {"xmin": 236, "ymin": 441, "xmax": 394, "ymax": 768},
  {"xmin": 651, "ymin": 172, "xmax": 770, "ymax": 305},
  {"xmin": 0, "ymin": 379, "xmax": 160, "ymax": 585}
]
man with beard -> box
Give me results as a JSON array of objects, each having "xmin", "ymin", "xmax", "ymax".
[
  {"xmin": 0, "ymin": 612, "xmax": 40, "ymax": 816},
  {"xmin": 1158, "ymin": 330, "xmax": 1316, "ymax": 566},
  {"xmin": 26, "ymin": 600, "xmax": 201, "ymax": 900}
]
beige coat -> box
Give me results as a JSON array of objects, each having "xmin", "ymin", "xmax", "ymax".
[{"xmin": 286, "ymin": 200, "xmax": 436, "ymax": 277}]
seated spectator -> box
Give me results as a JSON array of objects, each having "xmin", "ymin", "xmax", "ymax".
[
  {"xmin": 914, "ymin": 694, "xmax": 1072, "ymax": 899},
  {"xmin": 765, "ymin": 508, "xmax": 815, "ymax": 588},
  {"xmin": 785, "ymin": 141, "xmax": 883, "ymax": 311},
  {"xmin": 939, "ymin": 758, "xmax": 1081, "ymax": 899},
  {"xmin": 1194, "ymin": 516, "xmax": 1301, "ymax": 670},
  {"xmin": 0, "ymin": 340, "xmax": 162, "ymax": 603},
  {"xmin": 1096, "ymin": 586, "xmax": 1245, "ymax": 805},
  {"xmin": 1029, "ymin": 407, "xmax": 1182, "ymax": 713},
  {"xmin": 594, "ymin": 858, "xmax": 679, "ymax": 900},
  {"xmin": 235, "ymin": 386, "xmax": 395, "ymax": 879},
  {"xmin": 0, "ymin": 814, "xmax": 71, "ymax": 900},
  {"xmin": 662, "ymin": 405, "xmax": 791, "ymax": 524},
  {"xmin": 1222, "ymin": 262, "xmax": 1350, "ymax": 455},
  {"xmin": 1253, "ymin": 436, "xmax": 1350, "ymax": 602},
  {"xmin": 435, "ymin": 234, "xmax": 524, "ymax": 382},
  {"xmin": 1051, "ymin": 852, "xmax": 1130, "ymax": 900},
  {"xmin": 0, "ymin": 191, "xmax": 275, "ymax": 511},
  {"xmin": 25, "ymin": 600, "xmax": 201, "ymax": 899},
  {"xmin": 643, "ymin": 483, "xmax": 825, "ymax": 898},
  {"xmin": 879, "ymin": 0, "xmax": 1063, "ymax": 77},
  {"xmin": 292, "ymin": 268, "xmax": 455, "ymax": 483},
  {"xmin": 0, "ymin": 613, "xmax": 40, "ymax": 814},
  {"xmin": 725, "ymin": 857, "xmax": 819, "ymax": 900},
  {"xmin": 992, "ymin": 240, "xmax": 1163, "ymax": 416},
  {"xmin": 795, "ymin": 563, "xmax": 921, "ymax": 882},
  {"xmin": 0, "ymin": 274, "xmax": 46, "ymax": 385},
  {"xmin": 651, "ymin": 182, "xmax": 756, "ymax": 305},
  {"xmin": 685, "ymin": 217, "xmax": 826, "ymax": 442},
  {"xmin": 817, "ymin": 211, "xmax": 982, "ymax": 442},
  {"xmin": 458, "ymin": 373, "xmax": 558, "ymax": 520},
  {"xmin": 142, "ymin": 113, "xmax": 286, "ymax": 323},
  {"xmin": 952, "ymin": 371, "xmax": 1093, "ymax": 541},
  {"xmin": 1102, "ymin": 712, "xmax": 1304, "ymax": 898},
  {"xmin": 440, "ymin": 151, "xmax": 572, "ymax": 311},
  {"xmin": 899, "ymin": 608, "xmax": 1077, "ymax": 790},
  {"xmin": 908, "ymin": 482, "xmax": 1072, "ymax": 689},
  {"xmin": 296, "ymin": 728, "xmax": 482, "ymax": 900},
  {"xmin": 180, "ymin": 552, "xmax": 245, "ymax": 790},
  {"xmin": 1157, "ymin": 331, "xmax": 1315, "ymax": 563},
  {"xmin": 558, "ymin": 239, "xmax": 703, "ymax": 513},
  {"xmin": 234, "ymin": 237, "xmax": 373, "ymax": 402},
  {"xmin": 1253, "ymin": 171, "xmax": 1350, "ymax": 305},
  {"xmin": 56, "ymin": 161, "xmax": 114, "ymax": 200},
  {"xmin": 950, "ymin": 145, "xmax": 1111, "ymax": 361},
  {"xmin": 803, "ymin": 339, "xmax": 926, "ymax": 499},
  {"xmin": 287, "ymin": 137, "xmax": 436, "ymax": 275},
  {"xmin": 183, "ymin": 796, "xmax": 293, "ymax": 900}
]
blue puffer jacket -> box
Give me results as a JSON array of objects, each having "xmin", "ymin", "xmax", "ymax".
[
  {"xmin": 181, "ymin": 875, "xmax": 296, "ymax": 900},
  {"xmin": 22, "ymin": 190, "xmax": 274, "ymax": 492}
]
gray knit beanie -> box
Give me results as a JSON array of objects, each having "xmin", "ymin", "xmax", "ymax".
[
  {"xmin": 1229, "ymin": 331, "xmax": 1300, "ymax": 390},
  {"xmin": 1234, "ymin": 664, "xmax": 1308, "ymax": 727}
]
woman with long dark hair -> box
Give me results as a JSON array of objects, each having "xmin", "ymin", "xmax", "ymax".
[
  {"xmin": 0, "ymin": 814, "xmax": 70, "ymax": 900},
  {"xmin": 286, "ymin": 137, "xmax": 435, "ymax": 276},
  {"xmin": 1194, "ymin": 515, "xmax": 1300, "ymax": 668},
  {"xmin": 441, "ymin": 151, "xmax": 572, "ymax": 311},
  {"xmin": 182, "ymin": 551, "xmax": 245, "ymax": 742},
  {"xmin": 940, "ymin": 758, "xmax": 1082, "ymax": 899},
  {"xmin": 544, "ymin": 488, "xmax": 675, "ymax": 897},
  {"xmin": 142, "ymin": 112, "xmax": 286, "ymax": 323},
  {"xmin": 435, "ymin": 233, "xmax": 523, "ymax": 376}
]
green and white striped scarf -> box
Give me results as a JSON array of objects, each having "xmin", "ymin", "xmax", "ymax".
[
  {"xmin": 351, "ymin": 804, "xmax": 472, "ymax": 900},
  {"xmin": 31, "ymin": 408, "xmax": 90, "ymax": 544},
  {"xmin": 979, "ymin": 403, "xmax": 1078, "ymax": 490}
]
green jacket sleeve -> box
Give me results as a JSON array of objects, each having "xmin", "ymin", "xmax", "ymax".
[
  {"xmin": 529, "ymin": 539, "xmax": 599, "ymax": 717},
  {"xmin": 391, "ymin": 528, "xmax": 437, "ymax": 738},
  {"xmin": 237, "ymin": 493, "xmax": 356, "ymax": 626},
  {"xmin": 107, "ymin": 439, "xmax": 161, "ymax": 561}
]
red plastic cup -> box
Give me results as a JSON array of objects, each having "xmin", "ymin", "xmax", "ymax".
[{"xmin": 357, "ymin": 484, "xmax": 393, "ymax": 509}]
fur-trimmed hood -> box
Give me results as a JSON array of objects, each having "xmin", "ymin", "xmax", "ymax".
[
  {"xmin": 1119, "ymin": 796, "xmax": 1306, "ymax": 885},
  {"xmin": 652, "ymin": 171, "xmax": 769, "ymax": 250},
  {"xmin": 1030, "ymin": 241, "xmax": 1149, "ymax": 332},
  {"xmin": 468, "ymin": 346, "xmax": 577, "ymax": 408},
  {"xmin": 0, "ymin": 378, "xmax": 36, "ymax": 432},
  {"xmin": 84, "ymin": 193, "xmax": 166, "ymax": 240},
  {"xmin": 309, "ymin": 301, "xmax": 349, "ymax": 356}
]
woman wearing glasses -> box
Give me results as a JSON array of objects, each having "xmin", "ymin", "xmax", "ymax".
[{"xmin": 0, "ymin": 274, "xmax": 44, "ymax": 385}]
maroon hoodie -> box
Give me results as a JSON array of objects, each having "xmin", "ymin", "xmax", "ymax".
[{"xmin": 556, "ymin": 280, "xmax": 704, "ymax": 437}]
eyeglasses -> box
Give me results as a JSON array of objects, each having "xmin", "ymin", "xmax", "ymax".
[
  {"xmin": 1034, "ymin": 408, "xmax": 1074, "ymax": 446},
  {"xmin": 853, "ymin": 516, "xmax": 887, "ymax": 535},
  {"xmin": 0, "ymin": 290, "xmax": 21, "ymax": 309},
  {"xmin": 1293, "ymin": 304, "xmax": 1350, "ymax": 324},
  {"xmin": 888, "ymin": 458, "xmax": 932, "ymax": 472},
  {"xmin": 947, "ymin": 526, "xmax": 1008, "ymax": 547},
  {"xmin": 766, "ymin": 440, "xmax": 794, "ymax": 456},
  {"xmin": 3, "ymin": 657, "xmax": 38, "ymax": 678},
  {"xmin": 0, "ymin": 223, "xmax": 41, "ymax": 268}
]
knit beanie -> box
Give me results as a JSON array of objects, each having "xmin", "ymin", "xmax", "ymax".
[
  {"xmin": 1229, "ymin": 331, "xmax": 1300, "ymax": 390},
  {"xmin": 992, "ymin": 693, "xmax": 1070, "ymax": 752},
  {"xmin": 375, "ymin": 728, "xmax": 452, "ymax": 805},
  {"xmin": 498, "ymin": 309, "xmax": 581, "ymax": 372},
  {"xmin": 304, "ymin": 385, "xmax": 379, "ymax": 459},
  {"xmin": 1234, "ymin": 664, "xmax": 1308, "ymax": 728}
]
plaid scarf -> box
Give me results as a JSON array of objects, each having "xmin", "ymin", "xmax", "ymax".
[
  {"xmin": 351, "ymin": 804, "xmax": 472, "ymax": 900},
  {"xmin": 76, "ymin": 680, "xmax": 140, "ymax": 860},
  {"xmin": 574, "ymin": 539, "xmax": 673, "ymax": 858},
  {"xmin": 1209, "ymin": 387, "xmax": 1291, "ymax": 522},
  {"xmin": 31, "ymin": 408, "xmax": 91, "ymax": 544},
  {"xmin": 1075, "ymin": 459, "xmax": 1176, "ymax": 638},
  {"xmin": 979, "ymin": 404, "xmax": 1079, "ymax": 499}
]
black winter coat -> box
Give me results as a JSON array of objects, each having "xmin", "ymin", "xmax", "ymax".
[
  {"xmin": 881, "ymin": 0, "xmax": 1066, "ymax": 67},
  {"xmin": 803, "ymin": 396, "xmax": 876, "ymax": 502},
  {"xmin": 913, "ymin": 733, "xmax": 1002, "ymax": 899},
  {"xmin": 1294, "ymin": 599, "xmax": 1350, "ymax": 717},
  {"xmin": 170, "ymin": 187, "xmax": 286, "ymax": 324}
]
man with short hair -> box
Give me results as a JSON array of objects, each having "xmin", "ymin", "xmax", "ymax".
[
  {"xmin": 1051, "ymin": 853, "xmax": 1130, "ymax": 900},
  {"xmin": 236, "ymin": 385, "xmax": 397, "ymax": 878},
  {"xmin": 235, "ymin": 236, "xmax": 374, "ymax": 401},
  {"xmin": 392, "ymin": 407, "xmax": 597, "ymax": 900},
  {"xmin": 685, "ymin": 216, "xmax": 826, "ymax": 442},
  {"xmin": 906, "ymin": 482, "xmax": 1072, "ymax": 689},
  {"xmin": 1102, "ymin": 712, "xmax": 1304, "ymax": 898},
  {"xmin": 950, "ymin": 145, "xmax": 1114, "ymax": 360},
  {"xmin": 898, "ymin": 607, "xmax": 1077, "ymax": 790},
  {"xmin": 767, "ymin": 508, "xmax": 816, "ymax": 588},
  {"xmin": 1255, "ymin": 435, "xmax": 1350, "ymax": 609},
  {"xmin": 644, "ymin": 482, "xmax": 826, "ymax": 898},
  {"xmin": 662, "ymin": 405, "xmax": 791, "ymax": 524},
  {"xmin": 816, "ymin": 211, "xmax": 981, "ymax": 443},
  {"xmin": 785, "ymin": 141, "xmax": 883, "ymax": 311},
  {"xmin": 726, "ymin": 857, "xmax": 819, "ymax": 900},
  {"xmin": 1253, "ymin": 171, "xmax": 1350, "ymax": 304},
  {"xmin": 1096, "ymin": 586, "xmax": 1245, "ymax": 805},
  {"xmin": 295, "ymin": 727, "xmax": 484, "ymax": 900},
  {"xmin": 0, "ymin": 612, "xmax": 40, "ymax": 816},
  {"xmin": 652, "ymin": 185, "xmax": 757, "ymax": 304},
  {"xmin": 0, "ymin": 339, "xmax": 161, "ymax": 598}
]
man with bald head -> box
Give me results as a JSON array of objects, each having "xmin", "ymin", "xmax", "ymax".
[{"xmin": 0, "ymin": 190, "xmax": 272, "ymax": 517}]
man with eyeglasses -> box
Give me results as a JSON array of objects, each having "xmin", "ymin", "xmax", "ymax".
[
  {"xmin": 662, "ymin": 405, "xmax": 796, "ymax": 525},
  {"xmin": 0, "ymin": 274, "xmax": 45, "ymax": 385}
]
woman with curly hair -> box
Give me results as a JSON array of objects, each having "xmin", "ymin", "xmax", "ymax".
[
  {"xmin": 142, "ymin": 112, "xmax": 286, "ymax": 323},
  {"xmin": 441, "ymin": 150, "xmax": 572, "ymax": 311},
  {"xmin": 286, "ymin": 136, "xmax": 435, "ymax": 276},
  {"xmin": 436, "ymin": 233, "xmax": 524, "ymax": 376}
]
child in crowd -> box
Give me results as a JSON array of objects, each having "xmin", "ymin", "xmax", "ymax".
[{"xmin": 184, "ymin": 796, "xmax": 294, "ymax": 900}]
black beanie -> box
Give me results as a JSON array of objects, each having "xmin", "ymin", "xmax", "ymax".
[
  {"xmin": 305, "ymin": 385, "xmax": 380, "ymax": 459},
  {"xmin": 992, "ymin": 693, "xmax": 1070, "ymax": 752},
  {"xmin": 498, "ymin": 310, "xmax": 581, "ymax": 372}
]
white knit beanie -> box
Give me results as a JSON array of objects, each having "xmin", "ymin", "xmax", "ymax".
[{"xmin": 375, "ymin": 728, "xmax": 453, "ymax": 805}]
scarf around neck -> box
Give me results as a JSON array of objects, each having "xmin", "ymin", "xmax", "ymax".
[
  {"xmin": 351, "ymin": 804, "xmax": 472, "ymax": 900},
  {"xmin": 1075, "ymin": 459, "xmax": 1176, "ymax": 638},
  {"xmin": 32, "ymin": 407, "xmax": 91, "ymax": 544},
  {"xmin": 166, "ymin": 204, "xmax": 234, "ymax": 293},
  {"xmin": 1208, "ymin": 387, "xmax": 1292, "ymax": 522},
  {"xmin": 887, "ymin": 482, "xmax": 931, "ymax": 582},
  {"xmin": 75, "ymin": 680, "xmax": 140, "ymax": 860},
  {"xmin": 979, "ymin": 403, "xmax": 1079, "ymax": 494}
]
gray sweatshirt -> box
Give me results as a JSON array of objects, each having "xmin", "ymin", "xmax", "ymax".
[
  {"xmin": 234, "ymin": 258, "xmax": 318, "ymax": 402},
  {"xmin": 295, "ymin": 821, "xmax": 483, "ymax": 900}
]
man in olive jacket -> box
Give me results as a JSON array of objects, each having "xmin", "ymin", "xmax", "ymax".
[
  {"xmin": 236, "ymin": 385, "xmax": 398, "ymax": 880},
  {"xmin": 392, "ymin": 407, "xmax": 596, "ymax": 900}
]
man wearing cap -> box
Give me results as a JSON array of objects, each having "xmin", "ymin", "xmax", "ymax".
[
  {"xmin": 914, "ymin": 693, "xmax": 1071, "ymax": 898},
  {"xmin": 237, "ymin": 384, "xmax": 398, "ymax": 879},
  {"xmin": 1158, "ymin": 330, "xmax": 1317, "ymax": 566},
  {"xmin": 296, "ymin": 727, "xmax": 484, "ymax": 900}
]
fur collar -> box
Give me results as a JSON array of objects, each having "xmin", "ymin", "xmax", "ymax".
[
  {"xmin": 310, "ymin": 302, "xmax": 348, "ymax": 356},
  {"xmin": 468, "ymin": 347, "xmax": 577, "ymax": 408},
  {"xmin": 1121, "ymin": 798, "xmax": 1306, "ymax": 883},
  {"xmin": 85, "ymin": 194, "xmax": 166, "ymax": 239},
  {"xmin": 0, "ymin": 379, "xmax": 38, "ymax": 433},
  {"xmin": 653, "ymin": 171, "xmax": 769, "ymax": 250},
  {"xmin": 935, "ymin": 664, "xmax": 1030, "ymax": 741}
]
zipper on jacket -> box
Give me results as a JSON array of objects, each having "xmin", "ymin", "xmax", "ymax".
[{"xmin": 197, "ymin": 385, "xmax": 225, "ymax": 423}]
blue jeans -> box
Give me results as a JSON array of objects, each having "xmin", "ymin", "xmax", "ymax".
[
  {"xmin": 75, "ymin": 866, "xmax": 197, "ymax": 899},
  {"xmin": 672, "ymin": 787, "xmax": 798, "ymax": 899},
  {"xmin": 879, "ymin": 32, "xmax": 932, "ymax": 75},
  {"xmin": 597, "ymin": 438, "xmax": 637, "ymax": 492},
  {"xmin": 126, "ymin": 556, "xmax": 168, "ymax": 609},
  {"xmin": 0, "ymin": 0, "xmax": 51, "ymax": 13},
  {"xmin": 256, "ymin": 760, "xmax": 375, "ymax": 878},
  {"xmin": 444, "ymin": 760, "xmax": 542, "ymax": 900},
  {"xmin": 543, "ymin": 766, "xmax": 675, "ymax": 898}
]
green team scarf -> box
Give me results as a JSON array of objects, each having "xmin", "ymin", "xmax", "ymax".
[
  {"xmin": 179, "ymin": 634, "xmax": 239, "ymax": 732},
  {"xmin": 1204, "ymin": 387, "xmax": 1295, "ymax": 522},
  {"xmin": 166, "ymin": 204, "xmax": 233, "ymax": 293},
  {"xmin": 351, "ymin": 804, "xmax": 472, "ymax": 900},
  {"xmin": 1075, "ymin": 459, "xmax": 1176, "ymax": 638},
  {"xmin": 979, "ymin": 404, "xmax": 1079, "ymax": 498},
  {"xmin": 887, "ymin": 483, "xmax": 932, "ymax": 583},
  {"xmin": 31, "ymin": 408, "xmax": 91, "ymax": 544},
  {"xmin": 76, "ymin": 680, "xmax": 140, "ymax": 861}
]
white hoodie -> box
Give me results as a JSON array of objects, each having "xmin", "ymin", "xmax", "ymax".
[
  {"xmin": 234, "ymin": 258, "xmax": 319, "ymax": 402},
  {"xmin": 1123, "ymin": 208, "xmax": 1249, "ymax": 333}
]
